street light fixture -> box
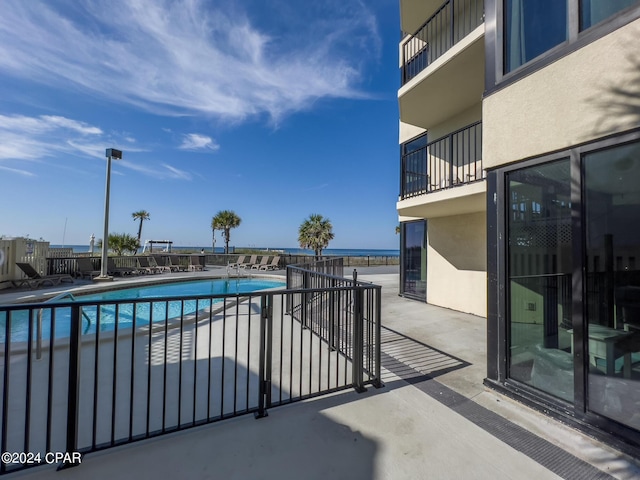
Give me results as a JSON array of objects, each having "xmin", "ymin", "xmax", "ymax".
[{"xmin": 96, "ymin": 148, "xmax": 122, "ymax": 282}]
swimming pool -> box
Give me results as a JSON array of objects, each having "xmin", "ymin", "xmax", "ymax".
[{"xmin": 1, "ymin": 278, "xmax": 285, "ymax": 342}]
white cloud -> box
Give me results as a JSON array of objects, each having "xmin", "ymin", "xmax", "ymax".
[
  {"xmin": 179, "ymin": 133, "xmax": 220, "ymax": 151},
  {"xmin": 0, "ymin": 165, "xmax": 35, "ymax": 176},
  {"xmin": 0, "ymin": 0, "xmax": 381, "ymax": 122}
]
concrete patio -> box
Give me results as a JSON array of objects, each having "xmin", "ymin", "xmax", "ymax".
[{"xmin": 3, "ymin": 266, "xmax": 640, "ymax": 479}]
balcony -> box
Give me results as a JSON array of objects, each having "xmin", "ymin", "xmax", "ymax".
[
  {"xmin": 399, "ymin": 0, "xmax": 484, "ymax": 130},
  {"xmin": 401, "ymin": 0, "xmax": 484, "ymax": 86},
  {"xmin": 398, "ymin": 122, "xmax": 485, "ymax": 218}
]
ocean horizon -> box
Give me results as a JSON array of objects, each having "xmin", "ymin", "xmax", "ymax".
[{"xmin": 50, "ymin": 245, "xmax": 400, "ymax": 257}]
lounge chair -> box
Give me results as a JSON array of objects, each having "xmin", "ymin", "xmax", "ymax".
[
  {"xmin": 167, "ymin": 256, "xmax": 187, "ymax": 272},
  {"xmin": 240, "ymin": 255, "xmax": 257, "ymax": 269},
  {"xmin": 12, "ymin": 262, "xmax": 74, "ymax": 289},
  {"xmin": 107, "ymin": 258, "xmax": 139, "ymax": 276},
  {"xmin": 149, "ymin": 256, "xmax": 171, "ymax": 273},
  {"xmin": 76, "ymin": 257, "xmax": 101, "ymax": 279},
  {"xmin": 189, "ymin": 255, "xmax": 204, "ymax": 271},
  {"xmin": 137, "ymin": 256, "xmax": 160, "ymax": 274},
  {"xmin": 250, "ymin": 256, "xmax": 270, "ymax": 270},
  {"xmin": 259, "ymin": 256, "xmax": 281, "ymax": 270},
  {"xmin": 229, "ymin": 255, "xmax": 246, "ymax": 268}
]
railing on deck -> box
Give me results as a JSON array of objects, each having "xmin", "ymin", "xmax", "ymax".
[
  {"xmin": 401, "ymin": 0, "xmax": 484, "ymax": 85},
  {"xmin": 0, "ymin": 260, "xmax": 381, "ymax": 474},
  {"xmin": 401, "ymin": 121, "xmax": 483, "ymax": 199}
]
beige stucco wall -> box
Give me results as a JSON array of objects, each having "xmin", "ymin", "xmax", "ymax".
[
  {"xmin": 428, "ymin": 103, "xmax": 482, "ymax": 140},
  {"xmin": 483, "ymin": 19, "xmax": 640, "ymax": 169},
  {"xmin": 426, "ymin": 211, "xmax": 486, "ymax": 316}
]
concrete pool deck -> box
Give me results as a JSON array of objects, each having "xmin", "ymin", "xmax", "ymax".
[{"xmin": 4, "ymin": 266, "xmax": 640, "ymax": 479}]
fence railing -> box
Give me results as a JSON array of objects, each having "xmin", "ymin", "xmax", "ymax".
[
  {"xmin": 0, "ymin": 264, "xmax": 381, "ymax": 474},
  {"xmin": 401, "ymin": 121, "xmax": 483, "ymax": 199},
  {"xmin": 401, "ymin": 0, "xmax": 484, "ymax": 85},
  {"xmin": 42, "ymin": 254, "xmax": 397, "ymax": 278}
]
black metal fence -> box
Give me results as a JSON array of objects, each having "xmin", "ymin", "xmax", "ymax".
[
  {"xmin": 401, "ymin": 0, "xmax": 484, "ymax": 84},
  {"xmin": 0, "ymin": 264, "xmax": 381, "ymax": 474},
  {"xmin": 401, "ymin": 121, "xmax": 483, "ymax": 199}
]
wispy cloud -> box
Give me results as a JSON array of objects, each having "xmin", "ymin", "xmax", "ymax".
[
  {"xmin": 0, "ymin": 165, "xmax": 35, "ymax": 176},
  {"xmin": 0, "ymin": 0, "xmax": 381, "ymax": 123},
  {"xmin": 0, "ymin": 114, "xmax": 102, "ymax": 162},
  {"xmin": 120, "ymin": 161, "xmax": 193, "ymax": 180},
  {"xmin": 179, "ymin": 133, "xmax": 220, "ymax": 151}
]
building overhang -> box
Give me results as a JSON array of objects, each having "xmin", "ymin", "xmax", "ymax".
[
  {"xmin": 397, "ymin": 181, "xmax": 486, "ymax": 219},
  {"xmin": 399, "ymin": 26, "xmax": 485, "ymax": 130}
]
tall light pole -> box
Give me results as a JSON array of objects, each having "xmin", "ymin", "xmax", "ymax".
[{"xmin": 96, "ymin": 148, "xmax": 122, "ymax": 281}]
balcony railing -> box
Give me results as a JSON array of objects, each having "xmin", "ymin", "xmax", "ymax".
[
  {"xmin": 401, "ymin": 0, "xmax": 484, "ymax": 85},
  {"xmin": 401, "ymin": 121, "xmax": 483, "ymax": 199},
  {"xmin": 0, "ymin": 260, "xmax": 381, "ymax": 474}
]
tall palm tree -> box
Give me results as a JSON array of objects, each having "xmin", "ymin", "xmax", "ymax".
[
  {"xmin": 298, "ymin": 214, "xmax": 334, "ymax": 258},
  {"xmin": 132, "ymin": 210, "xmax": 150, "ymax": 248},
  {"xmin": 211, "ymin": 210, "xmax": 242, "ymax": 254}
]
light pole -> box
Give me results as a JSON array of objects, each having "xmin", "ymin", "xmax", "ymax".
[{"xmin": 96, "ymin": 148, "xmax": 122, "ymax": 281}]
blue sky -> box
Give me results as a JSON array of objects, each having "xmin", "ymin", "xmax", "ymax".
[{"xmin": 0, "ymin": 0, "xmax": 400, "ymax": 250}]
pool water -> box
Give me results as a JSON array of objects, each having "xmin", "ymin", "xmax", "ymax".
[{"xmin": 1, "ymin": 278, "xmax": 285, "ymax": 342}]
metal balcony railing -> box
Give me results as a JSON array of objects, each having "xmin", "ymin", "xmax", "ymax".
[
  {"xmin": 0, "ymin": 260, "xmax": 381, "ymax": 474},
  {"xmin": 400, "ymin": 121, "xmax": 483, "ymax": 199},
  {"xmin": 401, "ymin": 0, "xmax": 484, "ymax": 85}
]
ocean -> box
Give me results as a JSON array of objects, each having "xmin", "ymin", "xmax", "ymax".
[{"xmin": 50, "ymin": 245, "xmax": 400, "ymax": 257}]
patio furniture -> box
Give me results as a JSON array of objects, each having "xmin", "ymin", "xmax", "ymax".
[
  {"xmin": 229, "ymin": 255, "xmax": 246, "ymax": 268},
  {"xmin": 189, "ymin": 255, "xmax": 204, "ymax": 271},
  {"xmin": 12, "ymin": 262, "xmax": 74, "ymax": 289},
  {"xmin": 240, "ymin": 255, "xmax": 257, "ymax": 268},
  {"xmin": 107, "ymin": 258, "xmax": 139, "ymax": 276},
  {"xmin": 167, "ymin": 256, "xmax": 188, "ymax": 272},
  {"xmin": 149, "ymin": 256, "xmax": 171, "ymax": 273},
  {"xmin": 137, "ymin": 256, "xmax": 161, "ymax": 274},
  {"xmin": 76, "ymin": 257, "xmax": 101, "ymax": 279},
  {"xmin": 250, "ymin": 256, "xmax": 270, "ymax": 269},
  {"xmin": 259, "ymin": 256, "xmax": 281, "ymax": 270}
]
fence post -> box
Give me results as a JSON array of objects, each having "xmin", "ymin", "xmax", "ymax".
[
  {"xmin": 255, "ymin": 294, "xmax": 271, "ymax": 418},
  {"xmin": 373, "ymin": 287, "xmax": 384, "ymax": 388},
  {"xmin": 352, "ymin": 286, "xmax": 366, "ymax": 393},
  {"xmin": 59, "ymin": 305, "xmax": 82, "ymax": 470}
]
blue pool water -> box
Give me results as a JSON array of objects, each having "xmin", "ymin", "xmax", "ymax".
[{"xmin": 1, "ymin": 278, "xmax": 285, "ymax": 342}]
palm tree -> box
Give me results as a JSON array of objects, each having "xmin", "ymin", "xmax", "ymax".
[
  {"xmin": 211, "ymin": 210, "xmax": 242, "ymax": 254},
  {"xmin": 298, "ymin": 214, "xmax": 334, "ymax": 258},
  {"xmin": 132, "ymin": 210, "xmax": 150, "ymax": 248},
  {"xmin": 96, "ymin": 233, "xmax": 139, "ymax": 256}
]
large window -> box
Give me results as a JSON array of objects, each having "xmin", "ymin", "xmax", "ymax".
[
  {"xmin": 507, "ymin": 159, "xmax": 573, "ymax": 401},
  {"xmin": 580, "ymin": 0, "xmax": 639, "ymax": 30},
  {"xmin": 401, "ymin": 220, "xmax": 427, "ymax": 299},
  {"xmin": 504, "ymin": 0, "xmax": 567, "ymax": 72},
  {"xmin": 584, "ymin": 140, "xmax": 640, "ymax": 431}
]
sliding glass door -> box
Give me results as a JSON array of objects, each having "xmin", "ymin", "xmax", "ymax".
[
  {"xmin": 401, "ymin": 220, "xmax": 427, "ymax": 300},
  {"xmin": 584, "ymin": 141, "xmax": 640, "ymax": 430}
]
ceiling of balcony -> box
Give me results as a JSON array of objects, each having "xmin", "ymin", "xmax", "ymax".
[
  {"xmin": 400, "ymin": 0, "xmax": 445, "ymax": 34},
  {"xmin": 397, "ymin": 182, "xmax": 486, "ymax": 219},
  {"xmin": 399, "ymin": 31, "xmax": 485, "ymax": 131}
]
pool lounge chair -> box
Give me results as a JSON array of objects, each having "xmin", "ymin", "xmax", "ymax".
[
  {"xmin": 189, "ymin": 255, "xmax": 204, "ymax": 271},
  {"xmin": 240, "ymin": 255, "xmax": 257, "ymax": 269},
  {"xmin": 149, "ymin": 256, "xmax": 171, "ymax": 273},
  {"xmin": 76, "ymin": 257, "xmax": 101, "ymax": 279},
  {"xmin": 12, "ymin": 262, "xmax": 74, "ymax": 289},
  {"xmin": 259, "ymin": 256, "xmax": 281, "ymax": 270},
  {"xmin": 137, "ymin": 256, "xmax": 161, "ymax": 274},
  {"xmin": 107, "ymin": 258, "xmax": 139, "ymax": 276},
  {"xmin": 167, "ymin": 256, "xmax": 188, "ymax": 272},
  {"xmin": 228, "ymin": 255, "xmax": 246, "ymax": 268},
  {"xmin": 250, "ymin": 256, "xmax": 270, "ymax": 270}
]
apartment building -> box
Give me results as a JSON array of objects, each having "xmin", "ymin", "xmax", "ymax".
[{"xmin": 398, "ymin": 0, "xmax": 640, "ymax": 450}]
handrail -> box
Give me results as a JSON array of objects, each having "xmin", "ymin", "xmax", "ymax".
[{"xmin": 36, "ymin": 292, "xmax": 92, "ymax": 359}]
